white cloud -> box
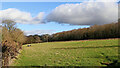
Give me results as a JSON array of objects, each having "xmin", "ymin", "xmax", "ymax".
[
  {"xmin": 24, "ymin": 29, "xmax": 56, "ymax": 36},
  {"xmin": 0, "ymin": 8, "xmax": 45, "ymax": 24},
  {"xmin": 46, "ymin": 1, "xmax": 118, "ymax": 25}
]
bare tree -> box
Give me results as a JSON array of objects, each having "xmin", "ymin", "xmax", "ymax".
[{"xmin": 2, "ymin": 20, "xmax": 16, "ymax": 32}]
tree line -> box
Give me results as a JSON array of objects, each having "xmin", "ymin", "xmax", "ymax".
[{"xmin": 25, "ymin": 22, "xmax": 119, "ymax": 44}]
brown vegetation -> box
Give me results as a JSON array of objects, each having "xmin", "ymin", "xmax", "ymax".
[
  {"xmin": 1, "ymin": 20, "xmax": 26, "ymax": 66},
  {"xmin": 51, "ymin": 22, "xmax": 119, "ymax": 41}
]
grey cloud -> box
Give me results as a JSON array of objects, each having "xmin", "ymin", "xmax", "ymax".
[{"xmin": 46, "ymin": 2, "xmax": 118, "ymax": 25}]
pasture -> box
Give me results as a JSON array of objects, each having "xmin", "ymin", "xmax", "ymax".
[{"xmin": 11, "ymin": 39, "xmax": 119, "ymax": 66}]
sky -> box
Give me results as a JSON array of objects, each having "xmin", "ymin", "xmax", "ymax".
[
  {"xmin": 1, "ymin": 2, "xmax": 90, "ymax": 35},
  {"xmin": 0, "ymin": 0, "xmax": 118, "ymax": 35},
  {"xmin": 1, "ymin": 0, "xmax": 119, "ymax": 2}
]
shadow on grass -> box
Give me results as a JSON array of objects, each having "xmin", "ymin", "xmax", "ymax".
[{"xmin": 53, "ymin": 45, "xmax": 119, "ymax": 50}]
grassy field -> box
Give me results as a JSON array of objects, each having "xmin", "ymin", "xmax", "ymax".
[{"xmin": 12, "ymin": 39, "xmax": 119, "ymax": 66}]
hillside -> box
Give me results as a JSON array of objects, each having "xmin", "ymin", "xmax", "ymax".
[{"xmin": 11, "ymin": 39, "xmax": 119, "ymax": 66}]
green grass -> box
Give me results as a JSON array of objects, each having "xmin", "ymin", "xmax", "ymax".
[{"xmin": 12, "ymin": 39, "xmax": 119, "ymax": 66}]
